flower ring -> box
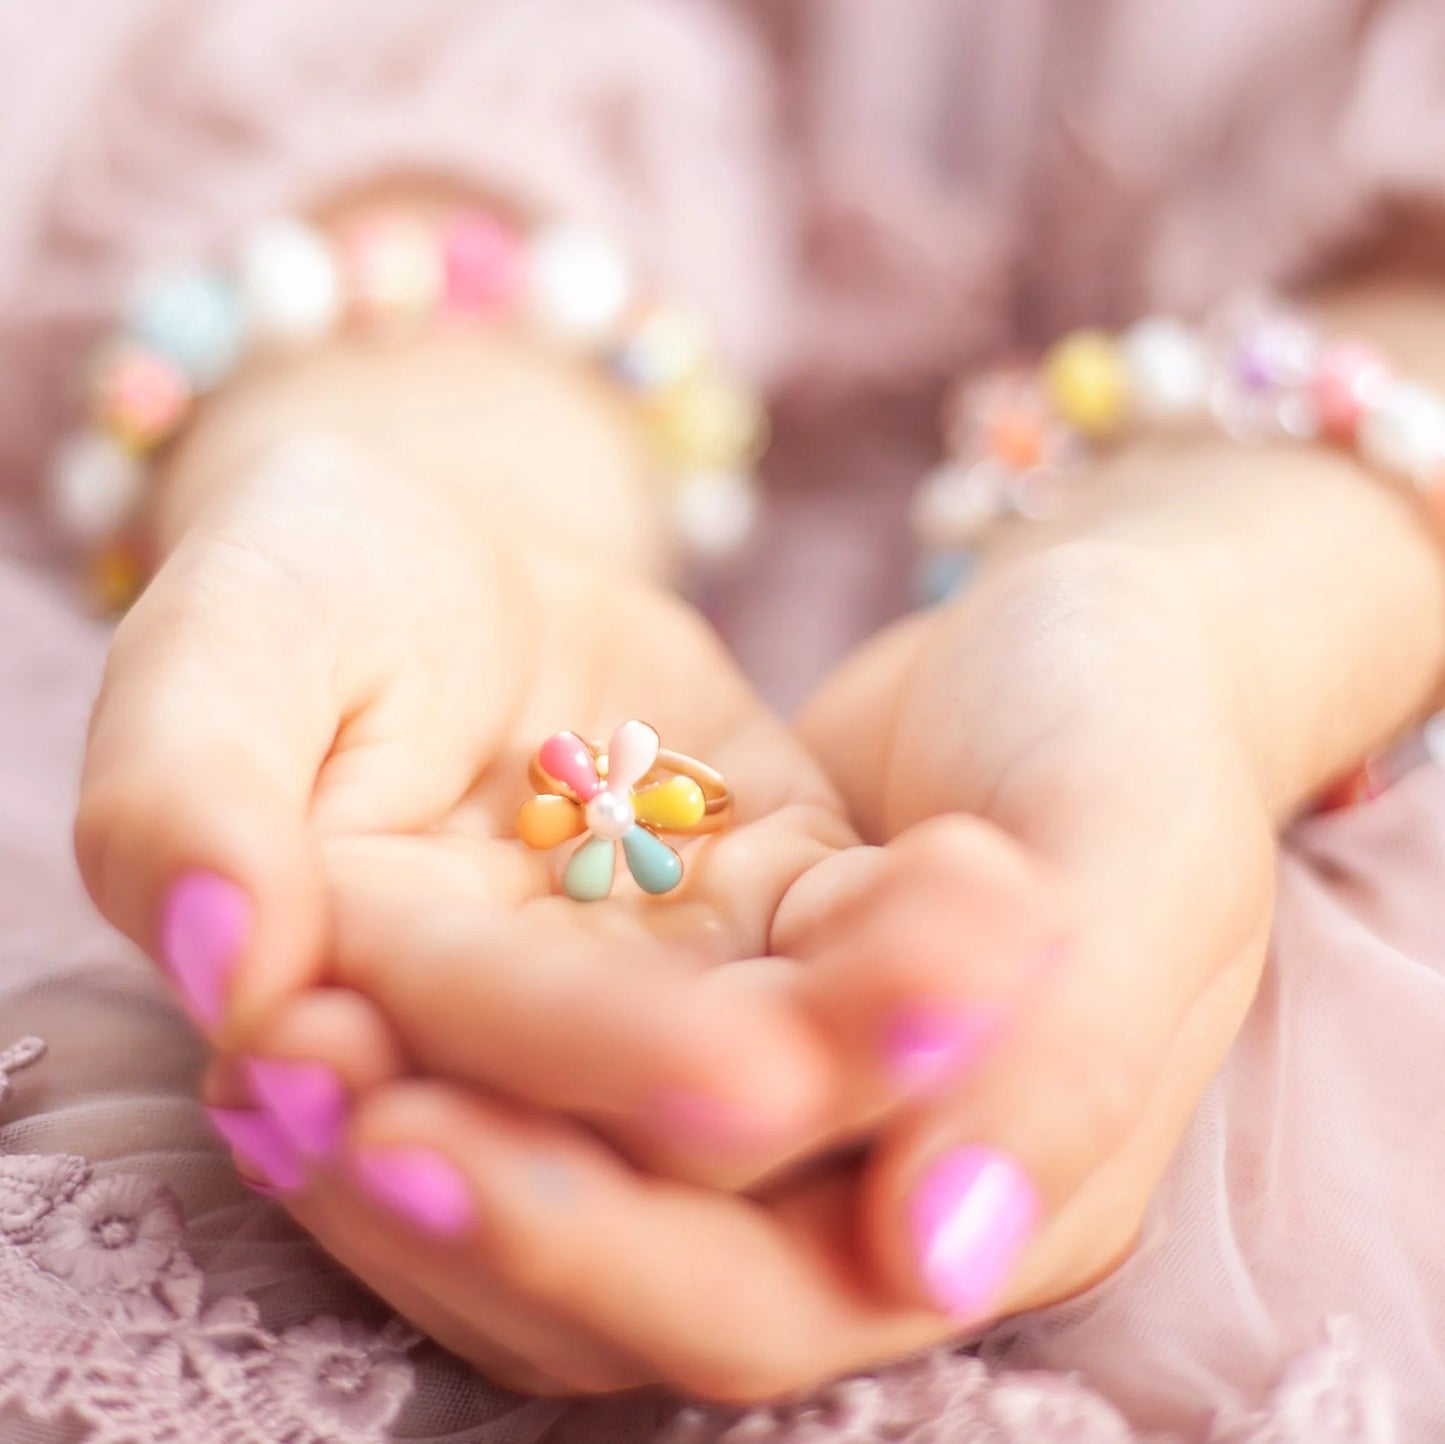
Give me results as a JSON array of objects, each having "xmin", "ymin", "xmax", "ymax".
[{"xmin": 517, "ymin": 720, "xmax": 731, "ymax": 901}]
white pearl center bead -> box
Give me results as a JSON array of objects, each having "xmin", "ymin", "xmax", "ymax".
[{"xmin": 585, "ymin": 790, "xmax": 636, "ymax": 841}]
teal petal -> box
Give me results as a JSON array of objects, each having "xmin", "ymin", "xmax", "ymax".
[
  {"xmin": 564, "ymin": 837, "xmax": 616, "ymax": 902},
  {"xmin": 622, "ymin": 826, "xmax": 683, "ymax": 895}
]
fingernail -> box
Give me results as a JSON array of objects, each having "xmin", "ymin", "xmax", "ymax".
[
  {"xmin": 883, "ymin": 1004, "xmax": 1005, "ymax": 1094},
  {"xmin": 206, "ymin": 1106, "xmax": 304, "ymax": 1192},
  {"xmin": 352, "ymin": 1146, "xmax": 474, "ymax": 1240},
  {"xmin": 910, "ymin": 1145, "xmax": 1039, "ymax": 1318},
  {"xmin": 244, "ymin": 1058, "xmax": 348, "ymax": 1160},
  {"xmin": 160, "ymin": 872, "xmax": 251, "ymax": 1030}
]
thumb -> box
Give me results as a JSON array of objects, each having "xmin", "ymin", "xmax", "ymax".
[{"xmin": 75, "ymin": 466, "xmax": 344, "ymax": 1039}]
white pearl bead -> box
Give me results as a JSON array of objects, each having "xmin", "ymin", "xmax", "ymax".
[
  {"xmin": 528, "ymin": 224, "xmax": 634, "ymax": 347},
  {"xmin": 908, "ymin": 461, "xmax": 999, "ymax": 548},
  {"xmin": 47, "ymin": 431, "xmax": 143, "ymax": 543},
  {"xmin": 1121, "ymin": 317, "xmax": 1209, "ymax": 421},
  {"xmin": 236, "ymin": 218, "xmax": 341, "ymax": 347},
  {"xmin": 671, "ymin": 470, "xmax": 759, "ymax": 559},
  {"xmin": 1359, "ymin": 381, "xmax": 1445, "ymax": 484},
  {"xmin": 585, "ymin": 789, "xmax": 635, "ymax": 841}
]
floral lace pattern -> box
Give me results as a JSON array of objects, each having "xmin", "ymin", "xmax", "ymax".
[{"xmin": 0, "ymin": 1036, "xmax": 417, "ymax": 1444}]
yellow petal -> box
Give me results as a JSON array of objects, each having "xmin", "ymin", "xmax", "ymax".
[
  {"xmin": 517, "ymin": 794, "xmax": 586, "ymax": 850},
  {"xmin": 632, "ymin": 776, "xmax": 706, "ymax": 832}
]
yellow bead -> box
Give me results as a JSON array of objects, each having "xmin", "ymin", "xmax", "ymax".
[
  {"xmin": 632, "ymin": 776, "xmax": 706, "ymax": 831},
  {"xmin": 1043, "ymin": 330, "xmax": 1128, "ymax": 437},
  {"xmin": 88, "ymin": 545, "xmax": 144, "ymax": 613},
  {"xmin": 517, "ymin": 794, "xmax": 586, "ymax": 850},
  {"xmin": 649, "ymin": 373, "xmax": 767, "ymax": 469}
]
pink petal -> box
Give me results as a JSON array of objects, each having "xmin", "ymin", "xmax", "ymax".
[
  {"xmin": 538, "ymin": 731, "xmax": 602, "ymax": 800},
  {"xmin": 607, "ymin": 720, "xmax": 660, "ymax": 793}
]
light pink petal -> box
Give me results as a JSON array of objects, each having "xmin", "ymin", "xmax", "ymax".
[
  {"xmin": 607, "ymin": 720, "xmax": 660, "ymax": 793},
  {"xmin": 538, "ymin": 731, "xmax": 602, "ymax": 801}
]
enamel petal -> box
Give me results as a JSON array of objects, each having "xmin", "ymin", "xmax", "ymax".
[
  {"xmin": 621, "ymin": 826, "xmax": 684, "ymax": 895},
  {"xmin": 632, "ymin": 776, "xmax": 706, "ymax": 832},
  {"xmin": 539, "ymin": 731, "xmax": 602, "ymax": 801},
  {"xmin": 564, "ymin": 836, "xmax": 616, "ymax": 901},
  {"xmin": 606, "ymin": 720, "xmax": 660, "ymax": 793},
  {"xmin": 516, "ymin": 794, "xmax": 587, "ymax": 850}
]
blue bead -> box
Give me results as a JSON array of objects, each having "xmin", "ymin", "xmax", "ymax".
[
  {"xmin": 916, "ymin": 550, "xmax": 979, "ymax": 606},
  {"xmin": 621, "ymin": 826, "xmax": 683, "ymax": 895},
  {"xmin": 128, "ymin": 268, "xmax": 246, "ymax": 389}
]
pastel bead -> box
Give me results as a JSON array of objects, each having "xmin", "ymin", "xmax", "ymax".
[
  {"xmin": 564, "ymin": 836, "xmax": 616, "ymax": 902},
  {"xmin": 442, "ymin": 212, "xmax": 523, "ymax": 315},
  {"xmin": 1043, "ymin": 330, "xmax": 1128, "ymax": 437},
  {"xmin": 606, "ymin": 720, "xmax": 660, "ymax": 792},
  {"xmin": 608, "ymin": 306, "xmax": 709, "ymax": 393},
  {"xmin": 584, "ymin": 789, "xmax": 637, "ymax": 842},
  {"xmin": 538, "ymin": 732, "xmax": 602, "ymax": 801},
  {"xmin": 88, "ymin": 543, "xmax": 145, "ymax": 612},
  {"xmin": 621, "ymin": 827, "xmax": 683, "ymax": 896},
  {"xmin": 632, "ymin": 776, "xmax": 706, "ymax": 831},
  {"xmin": 235, "ymin": 217, "xmax": 341, "ymax": 347},
  {"xmin": 1313, "ymin": 341, "xmax": 1391, "ymax": 442},
  {"xmin": 651, "ymin": 374, "xmax": 766, "ymax": 469},
  {"xmin": 91, "ymin": 343, "xmax": 190, "ymax": 450},
  {"xmin": 127, "ymin": 268, "xmax": 246, "ymax": 389},
  {"xmin": 1121, "ymin": 317, "xmax": 1209, "ymax": 422},
  {"xmin": 342, "ymin": 215, "xmax": 443, "ymax": 330},
  {"xmin": 527, "ymin": 223, "xmax": 634, "ymax": 347},
  {"xmin": 1359, "ymin": 381, "xmax": 1445, "ymax": 485},
  {"xmin": 670, "ymin": 470, "xmax": 759, "ymax": 560},
  {"xmin": 517, "ymin": 794, "xmax": 586, "ymax": 850},
  {"xmin": 908, "ymin": 462, "xmax": 998, "ymax": 548},
  {"xmin": 916, "ymin": 550, "xmax": 979, "ymax": 606},
  {"xmin": 48, "ymin": 431, "xmax": 144, "ymax": 543}
]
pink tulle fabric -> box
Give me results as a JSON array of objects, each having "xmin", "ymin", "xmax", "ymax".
[{"xmin": 7, "ymin": 2, "xmax": 1445, "ymax": 1440}]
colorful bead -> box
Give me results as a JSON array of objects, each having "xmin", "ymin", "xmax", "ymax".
[
  {"xmin": 670, "ymin": 470, "xmax": 759, "ymax": 560},
  {"xmin": 909, "ymin": 462, "xmax": 1000, "ymax": 549},
  {"xmin": 91, "ymin": 343, "xmax": 190, "ymax": 450},
  {"xmin": 916, "ymin": 550, "xmax": 979, "ymax": 606},
  {"xmin": 1359, "ymin": 381, "xmax": 1445, "ymax": 486},
  {"xmin": 235, "ymin": 217, "xmax": 341, "ymax": 347},
  {"xmin": 584, "ymin": 789, "xmax": 637, "ymax": 842},
  {"xmin": 48, "ymin": 431, "xmax": 144, "ymax": 543},
  {"xmin": 88, "ymin": 543, "xmax": 145, "ymax": 613},
  {"xmin": 608, "ymin": 306, "xmax": 709, "ymax": 393},
  {"xmin": 442, "ymin": 212, "xmax": 523, "ymax": 315},
  {"xmin": 342, "ymin": 215, "xmax": 443, "ymax": 331},
  {"xmin": 1314, "ymin": 341, "xmax": 1392, "ymax": 443},
  {"xmin": 127, "ymin": 268, "xmax": 246, "ymax": 389},
  {"xmin": 1121, "ymin": 317, "xmax": 1209, "ymax": 422},
  {"xmin": 1043, "ymin": 330, "xmax": 1128, "ymax": 437},
  {"xmin": 650, "ymin": 373, "xmax": 767, "ymax": 470},
  {"xmin": 527, "ymin": 224, "xmax": 634, "ymax": 347}
]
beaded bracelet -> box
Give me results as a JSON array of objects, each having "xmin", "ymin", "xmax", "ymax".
[
  {"xmin": 912, "ymin": 296, "xmax": 1445, "ymax": 810},
  {"xmin": 49, "ymin": 210, "xmax": 768, "ymax": 610},
  {"xmin": 912, "ymin": 297, "xmax": 1445, "ymax": 603}
]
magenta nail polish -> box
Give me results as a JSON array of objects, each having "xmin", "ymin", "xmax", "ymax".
[
  {"xmin": 206, "ymin": 1106, "xmax": 303, "ymax": 1193},
  {"xmin": 352, "ymin": 1146, "xmax": 473, "ymax": 1240},
  {"xmin": 910, "ymin": 1146, "xmax": 1039, "ymax": 1318},
  {"xmin": 245, "ymin": 1058, "xmax": 347, "ymax": 1160},
  {"xmin": 883, "ymin": 1005, "xmax": 1005, "ymax": 1094},
  {"xmin": 160, "ymin": 872, "xmax": 251, "ymax": 1029}
]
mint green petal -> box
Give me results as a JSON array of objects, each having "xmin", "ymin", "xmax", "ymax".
[
  {"xmin": 564, "ymin": 837, "xmax": 616, "ymax": 902},
  {"xmin": 622, "ymin": 826, "xmax": 683, "ymax": 895}
]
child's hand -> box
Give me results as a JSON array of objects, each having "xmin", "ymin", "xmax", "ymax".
[{"xmin": 74, "ymin": 336, "xmax": 863, "ymax": 1162}]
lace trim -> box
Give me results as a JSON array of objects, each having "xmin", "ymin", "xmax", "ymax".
[{"xmin": 0, "ymin": 1036, "xmax": 417, "ymax": 1444}]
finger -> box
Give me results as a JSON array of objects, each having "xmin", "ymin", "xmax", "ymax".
[
  {"xmin": 320, "ymin": 834, "xmax": 835, "ymax": 1159},
  {"xmin": 347, "ymin": 1080, "xmax": 948, "ymax": 1403}
]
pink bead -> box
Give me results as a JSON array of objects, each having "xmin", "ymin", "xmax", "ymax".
[
  {"xmin": 92, "ymin": 343, "xmax": 190, "ymax": 449},
  {"xmin": 1314, "ymin": 340, "xmax": 1392, "ymax": 442},
  {"xmin": 442, "ymin": 212, "xmax": 523, "ymax": 315},
  {"xmin": 539, "ymin": 732, "xmax": 602, "ymax": 801}
]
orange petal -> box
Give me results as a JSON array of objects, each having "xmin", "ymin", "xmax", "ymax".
[{"xmin": 517, "ymin": 794, "xmax": 586, "ymax": 850}]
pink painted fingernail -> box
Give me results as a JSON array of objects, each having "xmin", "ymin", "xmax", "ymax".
[
  {"xmin": 244, "ymin": 1058, "xmax": 348, "ymax": 1160},
  {"xmin": 910, "ymin": 1145, "xmax": 1039, "ymax": 1318},
  {"xmin": 160, "ymin": 872, "xmax": 251, "ymax": 1029},
  {"xmin": 352, "ymin": 1146, "xmax": 474, "ymax": 1240},
  {"xmin": 883, "ymin": 1005, "xmax": 1005, "ymax": 1095},
  {"xmin": 206, "ymin": 1106, "xmax": 303, "ymax": 1192}
]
